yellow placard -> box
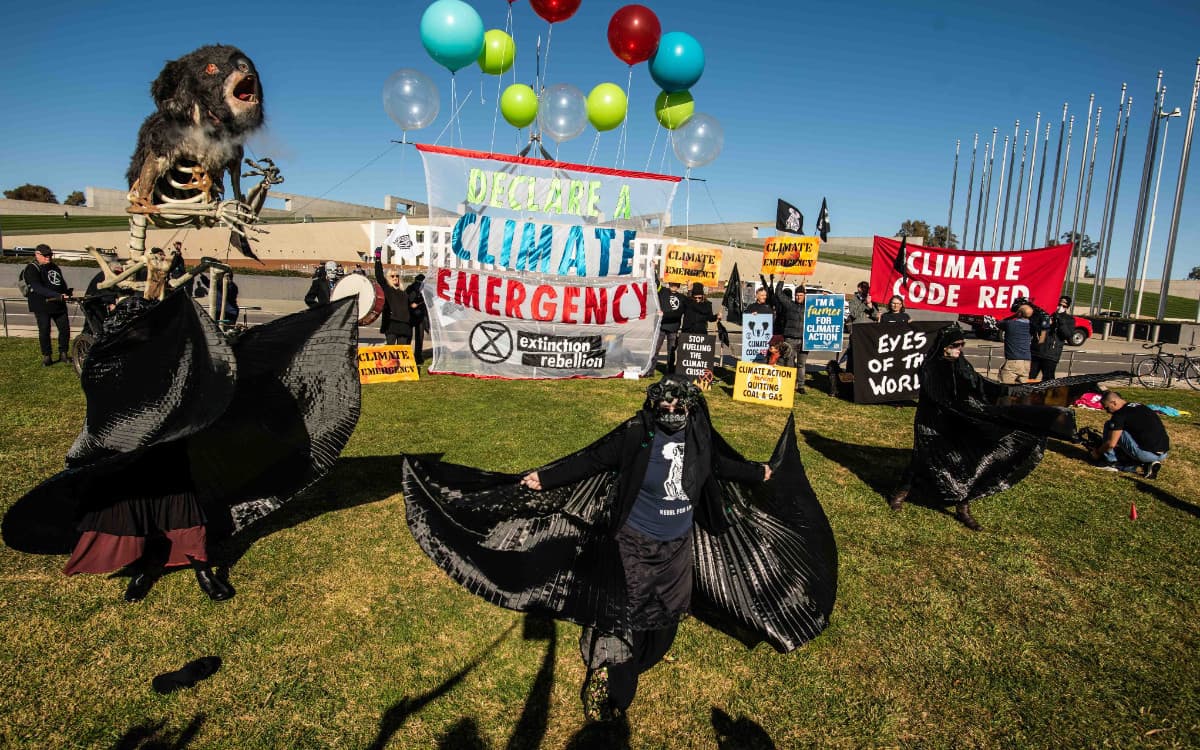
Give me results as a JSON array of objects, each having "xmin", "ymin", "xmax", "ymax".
[
  {"xmin": 762, "ymin": 236, "xmax": 821, "ymax": 275},
  {"xmin": 732, "ymin": 361, "xmax": 796, "ymax": 409},
  {"xmin": 662, "ymin": 244, "xmax": 722, "ymax": 286},
  {"xmin": 357, "ymin": 345, "xmax": 419, "ymax": 383}
]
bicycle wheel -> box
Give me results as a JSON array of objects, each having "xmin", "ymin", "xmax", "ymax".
[
  {"xmin": 1183, "ymin": 358, "xmax": 1200, "ymax": 390},
  {"xmin": 1135, "ymin": 358, "xmax": 1170, "ymax": 389}
]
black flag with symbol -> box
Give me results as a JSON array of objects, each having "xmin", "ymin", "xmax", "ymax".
[
  {"xmin": 816, "ymin": 198, "xmax": 831, "ymax": 242},
  {"xmin": 775, "ymin": 199, "xmax": 804, "ymax": 234}
]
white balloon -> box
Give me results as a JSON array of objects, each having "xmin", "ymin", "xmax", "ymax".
[
  {"xmin": 672, "ymin": 112, "xmax": 724, "ymax": 168},
  {"xmin": 538, "ymin": 83, "xmax": 588, "ymax": 144},
  {"xmin": 382, "ymin": 69, "xmax": 440, "ymax": 131}
]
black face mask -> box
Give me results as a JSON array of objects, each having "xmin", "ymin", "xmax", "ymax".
[{"xmin": 655, "ymin": 407, "xmax": 688, "ymax": 433}]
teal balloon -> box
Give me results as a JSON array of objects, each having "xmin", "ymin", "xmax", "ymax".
[
  {"xmin": 420, "ymin": 0, "xmax": 486, "ymax": 73},
  {"xmin": 649, "ymin": 31, "xmax": 705, "ymax": 93}
]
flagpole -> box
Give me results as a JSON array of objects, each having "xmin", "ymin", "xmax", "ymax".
[
  {"xmin": 1121, "ymin": 71, "xmax": 1165, "ymax": 317},
  {"xmin": 1045, "ymin": 104, "xmax": 1068, "ymax": 244},
  {"xmin": 1139, "ymin": 105, "xmax": 1176, "ymax": 317},
  {"xmin": 1053, "ymin": 115, "xmax": 1076, "ymax": 247},
  {"xmin": 991, "ymin": 134, "xmax": 1010, "ymax": 251},
  {"xmin": 1065, "ymin": 94, "xmax": 1095, "ymax": 294},
  {"xmin": 947, "ymin": 139, "xmax": 960, "ymax": 246},
  {"xmin": 1021, "ymin": 113, "xmax": 1041, "ymax": 248},
  {"xmin": 963, "ymin": 133, "xmax": 979, "ymax": 248},
  {"xmin": 1010, "ymin": 128, "xmax": 1029, "ymax": 248},
  {"xmin": 1089, "ymin": 84, "xmax": 1126, "ymax": 314},
  {"xmin": 972, "ymin": 140, "xmax": 991, "ymax": 249},
  {"xmin": 974, "ymin": 127, "xmax": 993, "ymax": 247},
  {"xmin": 1094, "ymin": 96, "xmax": 1132, "ymax": 313},
  {"xmin": 999, "ymin": 120, "xmax": 1019, "ymax": 249},
  {"xmin": 1155, "ymin": 57, "xmax": 1200, "ymax": 321},
  {"xmin": 1070, "ymin": 105, "xmax": 1102, "ymax": 306},
  {"xmin": 1030, "ymin": 122, "xmax": 1051, "ymax": 247}
]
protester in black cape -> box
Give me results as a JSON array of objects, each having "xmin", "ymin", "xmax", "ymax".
[
  {"xmin": 772, "ymin": 283, "xmax": 808, "ymax": 393},
  {"xmin": 374, "ymin": 248, "xmax": 415, "ymax": 345},
  {"xmin": 405, "ymin": 273, "xmax": 429, "ymax": 364},
  {"xmin": 305, "ymin": 265, "xmax": 331, "ymax": 308},
  {"xmin": 401, "ymin": 375, "xmax": 837, "ymax": 723},
  {"xmin": 22, "ymin": 244, "xmax": 73, "ymax": 366},
  {"xmin": 2, "ymin": 292, "xmax": 362, "ymax": 602},
  {"xmin": 1030, "ymin": 295, "xmax": 1075, "ymax": 380},
  {"xmin": 888, "ymin": 324, "xmax": 1078, "ymax": 530},
  {"xmin": 879, "ymin": 295, "xmax": 910, "ymax": 324}
]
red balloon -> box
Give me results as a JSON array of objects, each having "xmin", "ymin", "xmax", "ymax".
[
  {"xmin": 529, "ymin": 0, "xmax": 580, "ymax": 24},
  {"xmin": 607, "ymin": 5, "xmax": 661, "ymax": 66}
]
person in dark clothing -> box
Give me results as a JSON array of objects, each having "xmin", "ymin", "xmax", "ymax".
[
  {"xmin": 168, "ymin": 242, "xmax": 192, "ymax": 296},
  {"xmin": 1092, "ymin": 390, "xmax": 1169, "ymax": 478},
  {"xmin": 374, "ymin": 249, "xmax": 415, "ymax": 345},
  {"xmin": 679, "ymin": 282, "xmax": 719, "ymax": 334},
  {"xmin": 743, "ymin": 287, "xmax": 774, "ymax": 316},
  {"xmin": 997, "ymin": 303, "xmax": 1034, "ymax": 383},
  {"xmin": 888, "ymin": 325, "xmax": 1077, "ymax": 531},
  {"xmin": 304, "ymin": 265, "xmax": 331, "ymax": 308},
  {"xmin": 23, "ymin": 244, "xmax": 73, "ymax": 366},
  {"xmin": 405, "ymin": 274, "xmax": 429, "ymax": 364},
  {"xmin": 212, "ymin": 272, "xmax": 239, "ymax": 328},
  {"xmin": 83, "ymin": 261, "xmax": 124, "ymax": 335},
  {"xmin": 772, "ymin": 284, "xmax": 808, "ymax": 393},
  {"xmin": 879, "ymin": 295, "xmax": 911, "ymax": 324},
  {"xmin": 518, "ymin": 376, "xmax": 773, "ymax": 720},
  {"xmin": 651, "ymin": 282, "xmax": 687, "ymax": 373},
  {"xmin": 1030, "ymin": 295, "xmax": 1075, "ymax": 380}
]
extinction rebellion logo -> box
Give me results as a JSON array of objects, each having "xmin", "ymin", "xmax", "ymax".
[
  {"xmin": 469, "ymin": 321, "xmax": 513, "ymax": 363},
  {"xmin": 468, "ymin": 323, "xmax": 608, "ymax": 369}
]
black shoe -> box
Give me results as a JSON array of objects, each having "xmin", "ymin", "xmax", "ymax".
[
  {"xmin": 125, "ymin": 569, "xmax": 160, "ymax": 602},
  {"xmin": 888, "ymin": 489, "xmax": 908, "ymax": 511},
  {"xmin": 1144, "ymin": 461, "xmax": 1162, "ymax": 480},
  {"xmin": 42, "ymin": 355, "xmax": 53, "ymax": 367},
  {"xmin": 59, "ymin": 352, "xmax": 70, "ymax": 364},
  {"xmin": 796, "ymin": 386, "xmax": 807, "ymax": 395},
  {"xmin": 193, "ymin": 565, "xmax": 235, "ymax": 601},
  {"xmin": 955, "ymin": 502, "xmax": 982, "ymax": 531}
]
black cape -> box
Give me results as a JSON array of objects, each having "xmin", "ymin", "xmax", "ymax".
[
  {"xmin": 402, "ymin": 411, "xmax": 837, "ymax": 653},
  {"xmin": 903, "ymin": 325, "xmax": 1116, "ymax": 505},
  {"xmin": 2, "ymin": 293, "xmax": 361, "ymax": 553}
]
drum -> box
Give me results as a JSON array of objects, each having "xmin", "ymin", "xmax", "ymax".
[{"xmin": 332, "ymin": 274, "xmax": 385, "ymax": 325}]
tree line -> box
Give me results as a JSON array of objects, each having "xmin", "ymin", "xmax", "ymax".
[{"xmin": 3, "ymin": 184, "xmax": 85, "ymax": 206}]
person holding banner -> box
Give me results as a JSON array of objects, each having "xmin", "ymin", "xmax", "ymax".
[
  {"xmin": 374, "ymin": 249, "xmax": 415, "ymax": 346},
  {"xmin": 773, "ymin": 284, "xmax": 808, "ymax": 393},
  {"xmin": 680, "ymin": 282, "xmax": 720, "ymax": 335},
  {"xmin": 879, "ymin": 296, "xmax": 911, "ymax": 324},
  {"xmin": 744, "ymin": 287, "xmax": 774, "ymax": 316},
  {"xmin": 652, "ymin": 282, "xmax": 687, "ymax": 373},
  {"xmin": 888, "ymin": 324, "xmax": 1077, "ymax": 531}
]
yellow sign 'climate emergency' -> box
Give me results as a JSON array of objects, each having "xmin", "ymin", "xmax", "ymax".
[
  {"xmin": 662, "ymin": 244, "xmax": 722, "ymax": 286},
  {"xmin": 357, "ymin": 345, "xmax": 419, "ymax": 383},
  {"xmin": 762, "ymin": 236, "xmax": 821, "ymax": 275},
  {"xmin": 732, "ymin": 361, "xmax": 796, "ymax": 409}
]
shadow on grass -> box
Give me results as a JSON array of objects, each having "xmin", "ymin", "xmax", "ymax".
[
  {"xmin": 216, "ymin": 453, "xmax": 441, "ymax": 571},
  {"xmin": 110, "ymin": 713, "xmax": 204, "ymax": 750},
  {"xmin": 366, "ymin": 620, "xmax": 517, "ymax": 750},
  {"xmin": 711, "ymin": 706, "xmax": 775, "ymax": 749},
  {"xmin": 503, "ymin": 615, "xmax": 557, "ymax": 750},
  {"xmin": 1121, "ymin": 475, "xmax": 1200, "ymax": 519}
]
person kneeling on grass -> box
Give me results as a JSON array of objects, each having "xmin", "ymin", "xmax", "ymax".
[{"xmin": 1091, "ymin": 390, "xmax": 1169, "ymax": 479}]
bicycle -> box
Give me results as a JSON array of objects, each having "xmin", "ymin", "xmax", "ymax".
[{"xmin": 1134, "ymin": 341, "xmax": 1200, "ymax": 390}]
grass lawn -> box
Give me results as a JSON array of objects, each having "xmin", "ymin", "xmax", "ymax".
[{"xmin": 1, "ymin": 337, "xmax": 1198, "ymax": 748}]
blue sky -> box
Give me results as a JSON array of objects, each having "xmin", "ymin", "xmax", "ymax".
[{"xmin": 3, "ymin": 0, "xmax": 1199, "ymax": 280}]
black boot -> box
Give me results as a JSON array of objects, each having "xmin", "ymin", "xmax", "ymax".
[
  {"xmin": 888, "ymin": 488, "xmax": 908, "ymax": 511},
  {"xmin": 189, "ymin": 557, "xmax": 234, "ymax": 601},
  {"xmin": 955, "ymin": 502, "xmax": 982, "ymax": 531},
  {"xmin": 125, "ymin": 566, "xmax": 162, "ymax": 602}
]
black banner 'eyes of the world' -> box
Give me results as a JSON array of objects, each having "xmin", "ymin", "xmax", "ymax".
[{"xmin": 850, "ymin": 321, "xmax": 944, "ymax": 404}]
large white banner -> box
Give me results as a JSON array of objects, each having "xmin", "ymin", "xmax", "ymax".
[
  {"xmin": 423, "ymin": 267, "xmax": 659, "ymax": 378},
  {"xmin": 417, "ymin": 144, "xmax": 681, "ymax": 277}
]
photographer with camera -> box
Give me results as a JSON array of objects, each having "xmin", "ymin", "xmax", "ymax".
[
  {"xmin": 997, "ymin": 299, "xmax": 1035, "ymax": 384},
  {"xmin": 1030, "ymin": 296, "xmax": 1076, "ymax": 380}
]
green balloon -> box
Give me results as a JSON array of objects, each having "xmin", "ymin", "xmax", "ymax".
[
  {"xmin": 587, "ymin": 82, "xmax": 628, "ymax": 133},
  {"xmin": 655, "ymin": 90, "xmax": 695, "ymax": 130},
  {"xmin": 478, "ymin": 29, "xmax": 515, "ymax": 76},
  {"xmin": 500, "ymin": 84, "xmax": 538, "ymax": 128}
]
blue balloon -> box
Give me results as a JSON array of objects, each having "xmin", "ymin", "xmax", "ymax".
[
  {"xmin": 648, "ymin": 31, "xmax": 705, "ymax": 93},
  {"xmin": 420, "ymin": 0, "xmax": 485, "ymax": 73}
]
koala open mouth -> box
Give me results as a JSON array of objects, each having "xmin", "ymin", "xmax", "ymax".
[{"xmin": 232, "ymin": 75, "xmax": 259, "ymax": 104}]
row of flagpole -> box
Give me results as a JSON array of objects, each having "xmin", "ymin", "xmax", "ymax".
[{"xmin": 944, "ymin": 58, "xmax": 1200, "ymax": 319}]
